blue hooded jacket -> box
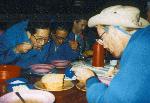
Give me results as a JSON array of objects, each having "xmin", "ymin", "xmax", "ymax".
[
  {"xmin": 86, "ymin": 26, "xmax": 150, "ymax": 103},
  {"xmin": 0, "ymin": 21, "xmax": 51, "ymax": 69},
  {"xmin": 67, "ymin": 32, "xmax": 85, "ymax": 54},
  {"xmin": 46, "ymin": 40, "xmax": 80, "ymax": 63}
]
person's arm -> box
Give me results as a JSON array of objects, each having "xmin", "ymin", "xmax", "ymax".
[
  {"xmin": 72, "ymin": 67, "xmax": 108, "ymax": 103},
  {"xmin": 64, "ymin": 43, "xmax": 80, "ymax": 61},
  {"xmin": 86, "ymin": 77, "xmax": 108, "ymax": 103},
  {"xmin": 0, "ymin": 46, "xmax": 21, "ymax": 64},
  {"xmin": 0, "ymin": 21, "xmax": 29, "ymax": 64}
]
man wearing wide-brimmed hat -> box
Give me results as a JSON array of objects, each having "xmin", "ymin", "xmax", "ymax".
[{"xmin": 72, "ymin": 5, "xmax": 150, "ymax": 103}]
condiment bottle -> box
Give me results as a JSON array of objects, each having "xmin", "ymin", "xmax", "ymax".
[{"xmin": 92, "ymin": 39, "xmax": 105, "ymax": 67}]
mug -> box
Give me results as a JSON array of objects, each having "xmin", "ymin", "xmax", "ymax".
[
  {"xmin": 65, "ymin": 67, "xmax": 75, "ymax": 78},
  {"xmin": 110, "ymin": 60, "xmax": 118, "ymax": 66}
]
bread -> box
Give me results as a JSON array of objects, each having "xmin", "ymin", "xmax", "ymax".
[{"xmin": 41, "ymin": 74, "xmax": 64, "ymax": 90}]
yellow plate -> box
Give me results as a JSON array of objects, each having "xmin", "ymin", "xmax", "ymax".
[
  {"xmin": 76, "ymin": 82, "xmax": 86, "ymax": 92},
  {"xmin": 34, "ymin": 80, "xmax": 74, "ymax": 91}
]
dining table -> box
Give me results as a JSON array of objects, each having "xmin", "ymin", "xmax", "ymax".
[
  {"xmin": 0, "ymin": 59, "xmax": 116, "ymax": 103},
  {"xmin": 0, "ymin": 66, "xmax": 88, "ymax": 103}
]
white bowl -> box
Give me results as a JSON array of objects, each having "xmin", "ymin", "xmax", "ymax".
[{"xmin": 0, "ymin": 90, "xmax": 55, "ymax": 103}]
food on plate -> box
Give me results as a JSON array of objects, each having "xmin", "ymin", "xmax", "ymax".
[{"xmin": 41, "ymin": 74, "xmax": 64, "ymax": 90}]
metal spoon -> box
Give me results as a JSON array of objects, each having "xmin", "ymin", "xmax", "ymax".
[
  {"xmin": 15, "ymin": 92, "xmax": 26, "ymax": 103},
  {"xmin": 62, "ymin": 75, "xmax": 65, "ymax": 89}
]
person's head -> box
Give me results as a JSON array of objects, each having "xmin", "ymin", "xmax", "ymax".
[
  {"xmin": 72, "ymin": 17, "xmax": 87, "ymax": 34},
  {"xmin": 26, "ymin": 19, "xmax": 50, "ymax": 49},
  {"xmin": 88, "ymin": 5, "xmax": 149, "ymax": 57},
  {"xmin": 52, "ymin": 24, "xmax": 69, "ymax": 45}
]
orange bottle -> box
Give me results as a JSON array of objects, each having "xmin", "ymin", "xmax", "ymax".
[{"xmin": 92, "ymin": 40, "xmax": 105, "ymax": 67}]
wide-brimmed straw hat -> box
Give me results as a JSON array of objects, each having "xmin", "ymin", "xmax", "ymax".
[{"xmin": 88, "ymin": 5, "xmax": 149, "ymax": 28}]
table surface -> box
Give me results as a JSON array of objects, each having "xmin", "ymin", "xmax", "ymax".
[{"xmin": 0, "ymin": 68, "xmax": 88, "ymax": 103}]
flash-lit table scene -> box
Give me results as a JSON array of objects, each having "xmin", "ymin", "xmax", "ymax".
[
  {"xmin": 0, "ymin": 56, "xmax": 119, "ymax": 103},
  {"xmin": 0, "ymin": 0, "xmax": 150, "ymax": 103}
]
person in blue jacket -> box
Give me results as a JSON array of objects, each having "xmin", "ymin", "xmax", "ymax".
[
  {"xmin": 72, "ymin": 5, "xmax": 150, "ymax": 103},
  {"xmin": 46, "ymin": 23, "xmax": 80, "ymax": 62},
  {"xmin": 67, "ymin": 17, "xmax": 87, "ymax": 54},
  {"xmin": 0, "ymin": 18, "xmax": 51, "ymax": 69}
]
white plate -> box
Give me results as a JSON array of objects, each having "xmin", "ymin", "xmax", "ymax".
[{"xmin": 0, "ymin": 90, "xmax": 55, "ymax": 103}]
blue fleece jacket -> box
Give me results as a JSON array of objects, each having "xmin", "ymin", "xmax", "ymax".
[
  {"xmin": 46, "ymin": 41, "xmax": 80, "ymax": 63},
  {"xmin": 86, "ymin": 25, "xmax": 150, "ymax": 103},
  {"xmin": 67, "ymin": 32, "xmax": 85, "ymax": 53},
  {"xmin": 0, "ymin": 21, "xmax": 51, "ymax": 69}
]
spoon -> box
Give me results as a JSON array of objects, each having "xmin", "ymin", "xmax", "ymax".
[
  {"xmin": 62, "ymin": 75, "xmax": 65, "ymax": 89},
  {"xmin": 15, "ymin": 92, "xmax": 26, "ymax": 103}
]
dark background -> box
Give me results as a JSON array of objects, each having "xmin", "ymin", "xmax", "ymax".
[
  {"xmin": 0, "ymin": 0, "xmax": 148, "ymax": 60},
  {"xmin": 0, "ymin": 0, "xmax": 148, "ymax": 29},
  {"xmin": 0, "ymin": 0, "xmax": 148, "ymax": 14}
]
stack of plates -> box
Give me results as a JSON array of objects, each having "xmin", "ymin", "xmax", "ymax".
[
  {"xmin": 29, "ymin": 64, "xmax": 56, "ymax": 75},
  {"xmin": 51, "ymin": 60, "xmax": 71, "ymax": 68}
]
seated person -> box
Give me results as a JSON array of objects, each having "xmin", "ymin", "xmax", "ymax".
[
  {"xmin": 67, "ymin": 17, "xmax": 87, "ymax": 55},
  {"xmin": 73, "ymin": 5, "xmax": 150, "ymax": 103},
  {"xmin": 46, "ymin": 23, "xmax": 80, "ymax": 62},
  {"xmin": 0, "ymin": 18, "xmax": 51, "ymax": 69}
]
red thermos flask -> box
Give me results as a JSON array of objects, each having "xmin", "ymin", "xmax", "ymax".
[{"xmin": 92, "ymin": 40, "xmax": 105, "ymax": 67}]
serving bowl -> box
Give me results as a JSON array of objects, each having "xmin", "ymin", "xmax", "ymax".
[{"xmin": 0, "ymin": 65, "xmax": 21, "ymax": 82}]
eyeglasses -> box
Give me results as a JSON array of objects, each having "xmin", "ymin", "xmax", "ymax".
[
  {"xmin": 33, "ymin": 35, "xmax": 50, "ymax": 43},
  {"xmin": 54, "ymin": 35, "xmax": 66, "ymax": 41},
  {"xmin": 98, "ymin": 32, "xmax": 106, "ymax": 41}
]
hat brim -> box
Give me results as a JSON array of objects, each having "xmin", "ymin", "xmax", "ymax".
[{"xmin": 88, "ymin": 14, "xmax": 149, "ymax": 28}]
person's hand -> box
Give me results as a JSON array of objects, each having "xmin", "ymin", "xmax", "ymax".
[
  {"xmin": 15, "ymin": 42, "xmax": 32, "ymax": 53},
  {"xmin": 83, "ymin": 50, "xmax": 93, "ymax": 57},
  {"xmin": 69, "ymin": 40, "xmax": 78, "ymax": 50},
  {"xmin": 72, "ymin": 67, "xmax": 95, "ymax": 83}
]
